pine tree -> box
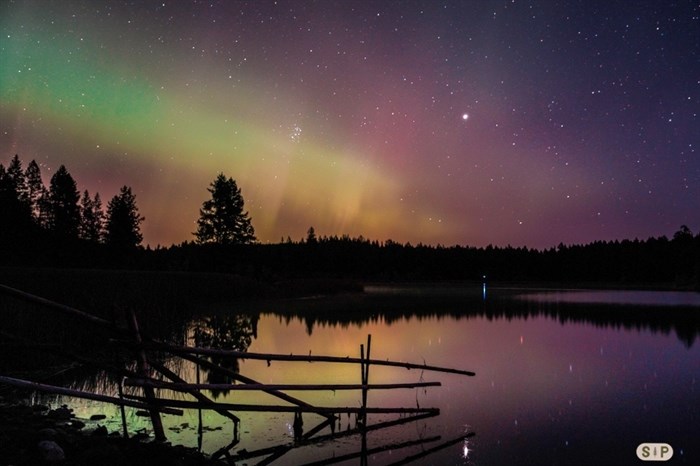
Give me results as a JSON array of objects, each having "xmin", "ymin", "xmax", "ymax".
[
  {"xmin": 194, "ymin": 173, "xmax": 256, "ymax": 245},
  {"xmin": 0, "ymin": 157, "xmax": 34, "ymax": 240},
  {"xmin": 48, "ymin": 165, "xmax": 81, "ymax": 237},
  {"xmin": 24, "ymin": 159, "xmax": 46, "ymax": 222},
  {"xmin": 79, "ymin": 190, "xmax": 105, "ymax": 242},
  {"xmin": 105, "ymin": 186, "xmax": 144, "ymax": 249},
  {"xmin": 36, "ymin": 187, "xmax": 53, "ymax": 229},
  {"xmin": 306, "ymin": 226, "xmax": 318, "ymax": 244},
  {"xmin": 6, "ymin": 154, "xmax": 29, "ymax": 207}
]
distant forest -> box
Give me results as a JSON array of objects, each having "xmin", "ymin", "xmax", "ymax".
[{"xmin": 1, "ymin": 154, "xmax": 699, "ymax": 290}]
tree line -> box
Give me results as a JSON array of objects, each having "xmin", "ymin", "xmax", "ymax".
[
  {"xmin": 2, "ymin": 154, "xmax": 698, "ymax": 289},
  {"xmin": 0, "ymin": 155, "xmax": 144, "ymax": 249},
  {"xmin": 0, "ymin": 155, "xmax": 256, "ymax": 248},
  {"xmin": 155, "ymin": 226, "xmax": 699, "ymax": 289},
  {"xmin": 0, "ymin": 154, "xmax": 258, "ymax": 265}
]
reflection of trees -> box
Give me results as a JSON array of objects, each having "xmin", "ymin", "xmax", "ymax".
[
  {"xmin": 192, "ymin": 314, "xmax": 258, "ymax": 397},
  {"xmin": 262, "ymin": 293, "xmax": 700, "ymax": 347}
]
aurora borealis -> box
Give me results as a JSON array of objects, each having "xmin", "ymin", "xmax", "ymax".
[{"xmin": 1, "ymin": 1, "xmax": 698, "ymax": 248}]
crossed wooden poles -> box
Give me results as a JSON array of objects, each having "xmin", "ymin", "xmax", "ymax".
[{"xmin": 0, "ymin": 283, "xmax": 476, "ymax": 464}]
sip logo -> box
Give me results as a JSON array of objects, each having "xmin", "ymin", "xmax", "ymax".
[{"xmin": 636, "ymin": 443, "xmax": 673, "ymax": 461}]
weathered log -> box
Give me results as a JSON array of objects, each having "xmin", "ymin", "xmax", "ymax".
[
  {"xmin": 0, "ymin": 375, "xmax": 182, "ymax": 415},
  {"xmin": 116, "ymin": 339, "xmax": 476, "ymax": 376},
  {"xmin": 0, "ymin": 284, "xmax": 127, "ymax": 333},
  {"xmin": 127, "ymin": 308, "xmax": 166, "ymax": 442},
  {"xmin": 122, "ymin": 394, "xmax": 439, "ymax": 415},
  {"xmin": 0, "ymin": 330, "xmax": 139, "ymax": 379},
  {"xmin": 124, "ymin": 378, "xmax": 441, "ymax": 392},
  {"xmin": 163, "ymin": 349, "xmax": 337, "ymax": 423},
  {"xmin": 148, "ymin": 361, "xmax": 240, "ymax": 424}
]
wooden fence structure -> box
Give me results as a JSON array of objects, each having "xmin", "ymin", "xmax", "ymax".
[{"xmin": 0, "ymin": 283, "xmax": 476, "ymax": 465}]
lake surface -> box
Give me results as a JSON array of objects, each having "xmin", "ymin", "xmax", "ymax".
[{"xmin": 33, "ymin": 287, "xmax": 700, "ymax": 465}]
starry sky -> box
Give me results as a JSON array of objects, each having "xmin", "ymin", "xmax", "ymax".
[{"xmin": 1, "ymin": 1, "xmax": 698, "ymax": 249}]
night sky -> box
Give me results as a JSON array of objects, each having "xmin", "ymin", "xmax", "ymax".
[{"xmin": 1, "ymin": 1, "xmax": 698, "ymax": 249}]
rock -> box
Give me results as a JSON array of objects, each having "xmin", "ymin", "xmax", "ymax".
[
  {"xmin": 92, "ymin": 425, "xmax": 109, "ymax": 436},
  {"xmin": 47, "ymin": 405, "xmax": 73, "ymax": 420},
  {"xmin": 37, "ymin": 440, "xmax": 65, "ymax": 462},
  {"xmin": 37, "ymin": 428, "xmax": 59, "ymax": 440},
  {"xmin": 132, "ymin": 431, "xmax": 150, "ymax": 441},
  {"xmin": 69, "ymin": 419, "xmax": 85, "ymax": 429}
]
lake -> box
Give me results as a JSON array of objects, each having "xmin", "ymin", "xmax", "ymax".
[{"xmin": 19, "ymin": 286, "xmax": 700, "ymax": 465}]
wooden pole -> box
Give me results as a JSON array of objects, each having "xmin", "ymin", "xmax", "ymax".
[
  {"xmin": 0, "ymin": 330, "xmax": 138, "ymax": 380},
  {"xmin": 0, "ymin": 284, "xmax": 128, "ymax": 334},
  {"xmin": 115, "ymin": 340, "xmax": 475, "ymax": 376},
  {"xmin": 117, "ymin": 378, "xmax": 129, "ymax": 439},
  {"xmin": 127, "ymin": 308, "xmax": 166, "ymax": 442},
  {"xmin": 361, "ymin": 334, "xmax": 371, "ymax": 426},
  {"xmin": 196, "ymin": 358, "xmax": 203, "ymax": 452},
  {"xmin": 166, "ymin": 350, "xmax": 337, "ymax": 423},
  {"xmin": 0, "ymin": 285, "xmax": 333, "ymax": 424},
  {"xmin": 122, "ymin": 394, "xmax": 439, "ymax": 415},
  {"xmin": 124, "ymin": 379, "xmax": 441, "ymax": 391},
  {"xmin": 148, "ymin": 361, "xmax": 240, "ymax": 425},
  {"xmin": 0, "ymin": 375, "xmax": 182, "ymax": 415}
]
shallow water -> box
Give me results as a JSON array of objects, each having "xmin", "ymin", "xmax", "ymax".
[{"xmin": 35, "ymin": 288, "xmax": 700, "ymax": 465}]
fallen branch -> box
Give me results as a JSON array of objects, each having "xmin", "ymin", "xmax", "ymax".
[
  {"xmin": 148, "ymin": 361, "xmax": 240, "ymax": 424},
  {"xmin": 122, "ymin": 394, "xmax": 439, "ymax": 415},
  {"xmin": 0, "ymin": 284, "xmax": 127, "ymax": 334},
  {"xmin": 115, "ymin": 339, "xmax": 476, "ymax": 376},
  {"xmin": 124, "ymin": 378, "xmax": 441, "ymax": 392},
  {"xmin": 0, "ymin": 375, "xmax": 182, "ymax": 415}
]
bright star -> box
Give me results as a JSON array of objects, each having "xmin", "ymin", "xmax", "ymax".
[{"xmin": 462, "ymin": 113, "xmax": 469, "ymax": 121}]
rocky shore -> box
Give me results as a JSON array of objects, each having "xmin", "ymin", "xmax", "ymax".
[{"xmin": 0, "ymin": 400, "xmax": 225, "ymax": 466}]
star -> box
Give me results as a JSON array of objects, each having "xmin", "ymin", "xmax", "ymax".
[{"xmin": 462, "ymin": 113, "xmax": 469, "ymax": 121}]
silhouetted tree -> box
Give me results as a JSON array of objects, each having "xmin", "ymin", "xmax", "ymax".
[
  {"xmin": 673, "ymin": 225, "xmax": 693, "ymax": 241},
  {"xmin": 79, "ymin": 190, "xmax": 105, "ymax": 243},
  {"xmin": 192, "ymin": 314, "xmax": 256, "ymax": 398},
  {"xmin": 0, "ymin": 155, "xmax": 31, "ymax": 222},
  {"xmin": 306, "ymin": 226, "xmax": 318, "ymax": 244},
  {"xmin": 671, "ymin": 225, "xmax": 696, "ymax": 286},
  {"xmin": 105, "ymin": 186, "xmax": 144, "ymax": 249},
  {"xmin": 48, "ymin": 165, "xmax": 81, "ymax": 237},
  {"xmin": 6, "ymin": 155, "xmax": 29, "ymax": 207},
  {"xmin": 194, "ymin": 173, "xmax": 256, "ymax": 245},
  {"xmin": 24, "ymin": 159, "xmax": 49, "ymax": 224},
  {"xmin": 0, "ymin": 158, "xmax": 36, "ymax": 249},
  {"xmin": 0, "ymin": 163, "xmax": 16, "ymax": 214}
]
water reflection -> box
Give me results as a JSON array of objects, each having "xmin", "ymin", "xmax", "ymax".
[
  {"xmin": 258, "ymin": 287, "xmax": 700, "ymax": 347},
  {"xmin": 2, "ymin": 287, "xmax": 699, "ymax": 465},
  {"xmin": 235, "ymin": 302, "xmax": 699, "ymax": 465},
  {"xmin": 190, "ymin": 313, "xmax": 258, "ymax": 398},
  {"xmin": 518, "ymin": 289, "xmax": 700, "ymax": 306}
]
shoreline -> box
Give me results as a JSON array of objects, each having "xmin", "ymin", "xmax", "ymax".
[{"xmin": 0, "ymin": 396, "xmax": 224, "ymax": 465}]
